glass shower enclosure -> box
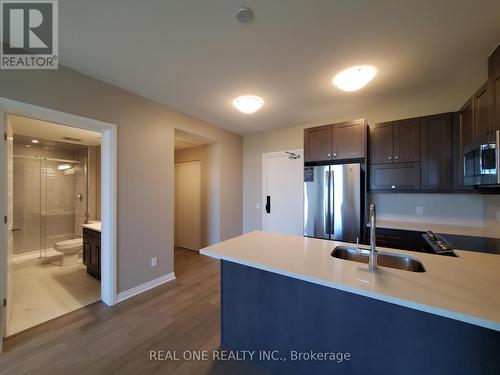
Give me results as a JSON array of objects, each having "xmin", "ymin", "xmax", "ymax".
[{"xmin": 12, "ymin": 150, "xmax": 89, "ymax": 260}]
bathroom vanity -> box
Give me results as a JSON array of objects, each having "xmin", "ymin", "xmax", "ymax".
[
  {"xmin": 82, "ymin": 222, "xmax": 101, "ymax": 280},
  {"xmin": 201, "ymin": 231, "xmax": 500, "ymax": 375}
]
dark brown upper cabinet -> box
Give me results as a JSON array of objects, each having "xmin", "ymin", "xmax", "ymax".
[
  {"xmin": 332, "ymin": 119, "xmax": 367, "ymax": 160},
  {"xmin": 370, "ymin": 163, "xmax": 420, "ymax": 191},
  {"xmin": 473, "ymin": 81, "xmax": 491, "ymax": 145},
  {"xmin": 304, "ymin": 125, "xmax": 333, "ymax": 162},
  {"xmin": 489, "ymin": 44, "xmax": 500, "ymax": 138},
  {"xmin": 453, "ymin": 112, "xmax": 474, "ymax": 191},
  {"xmin": 459, "ymin": 98, "xmax": 474, "ymax": 152},
  {"xmin": 304, "ymin": 119, "xmax": 366, "ymax": 162},
  {"xmin": 421, "ymin": 113, "xmax": 453, "ymax": 191},
  {"xmin": 394, "ymin": 118, "xmax": 421, "ymax": 163},
  {"xmin": 369, "ymin": 122, "xmax": 393, "ymax": 164},
  {"xmin": 369, "ymin": 119, "xmax": 420, "ymax": 164}
]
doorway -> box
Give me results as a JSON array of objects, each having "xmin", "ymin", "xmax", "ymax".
[
  {"xmin": 0, "ymin": 98, "xmax": 117, "ymax": 352},
  {"xmin": 262, "ymin": 150, "xmax": 304, "ymax": 236},
  {"xmin": 174, "ymin": 161, "xmax": 202, "ymax": 251}
]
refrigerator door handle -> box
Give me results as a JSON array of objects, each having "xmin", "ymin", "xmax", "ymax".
[{"xmin": 330, "ymin": 168, "xmax": 334, "ymax": 237}]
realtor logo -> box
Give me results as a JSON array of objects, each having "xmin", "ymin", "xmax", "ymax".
[{"xmin": 1, "ymin": 0, "xmax": 58, "ymax": 69}]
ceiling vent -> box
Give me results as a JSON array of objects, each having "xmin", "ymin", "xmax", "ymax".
[{"xmin": 61, "ymin": 136, "xmax": 82, "ymax": 142}]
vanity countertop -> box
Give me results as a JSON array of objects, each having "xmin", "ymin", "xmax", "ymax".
[
  {"xmin": 82, "ymin": 222, "xmax": 101, "ymax": 232},
  {"xmin": 200, "ymin": 231, "xmax": 500, "ymax": 332}
]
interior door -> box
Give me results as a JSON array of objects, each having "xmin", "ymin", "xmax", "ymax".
[
  {"xmin": 0, "ymin": 109, "xmax": 13, "ymax": 352},
  {"xmin": 174, "ymin": 161, "xmax": 202, "ymax": 250},
  {"xmin": 262, "ymin": 150, "xmax": 303, "ymax": 236}
]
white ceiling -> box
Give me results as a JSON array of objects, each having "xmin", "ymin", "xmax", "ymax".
[
  {"xmin": 10, "ymin": 114, "xmax": 101, "ymax": 146},
  {"xmin": 59, "ymin": 1, "xmax": 500, "ymax": 135}
]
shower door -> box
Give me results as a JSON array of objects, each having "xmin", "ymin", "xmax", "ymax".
[
  {"xmin": 13, "ymin": 155, "xmax": 81, "ymax": 258},
  {"xmin": 12, "ymin": 156, "xmax": 43, "ymax": 257},
  {"xmin": 42, "ymin": 158, "xmax": 78, "ymax": 254}
]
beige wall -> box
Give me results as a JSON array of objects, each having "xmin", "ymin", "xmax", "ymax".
[
  {"xmin": 0, "ymin": 66, "xmax": 243, "ymax": 293},
  {"xmin": 174, "ymin": 144, "xmax": 221, "ymax": 247}
]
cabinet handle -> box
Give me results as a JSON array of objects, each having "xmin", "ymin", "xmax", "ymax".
[
  {"xmin": 395, "ymin": 155, "xmax": 399, "ymax": 160},
  {"xmin": 388, "ymin": 156, "xmax": 392, "ymax": 160}
]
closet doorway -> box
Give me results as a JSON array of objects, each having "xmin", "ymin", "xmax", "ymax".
[{"xmin": 174, "ymin": 161, "xmax": 202, "ymax": 251}]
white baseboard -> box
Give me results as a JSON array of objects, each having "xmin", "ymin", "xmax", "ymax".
[{"xmin": 116, "ymin": 272, "xmax": 176, "ymax": 303}]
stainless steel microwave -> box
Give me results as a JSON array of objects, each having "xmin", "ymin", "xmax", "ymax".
[{"xmin": 464, "ymin": 130, "xmax": 499, "ymax": 186}]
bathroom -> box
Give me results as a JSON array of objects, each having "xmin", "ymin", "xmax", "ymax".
[{"xmin": 6, "ymin": 114, "xmax": 102, "ymax": 335}]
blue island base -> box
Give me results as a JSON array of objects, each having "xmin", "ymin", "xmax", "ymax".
[{"xmin": 220, "ymin": 260, "xmax": 500, "ymax": 375}]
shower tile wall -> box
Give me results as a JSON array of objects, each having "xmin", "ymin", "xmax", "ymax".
[{"xmin": 13, "ymin": 142, "xmax": 87, "ymax": 256}]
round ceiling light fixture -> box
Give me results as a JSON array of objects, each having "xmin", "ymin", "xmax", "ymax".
[
  {"xmin": 232, "ymin": 95, "xmax": 264, "ymax": 114},
  {"xmin": 236, "ymin": 7, "xmax": 254, "ymax": 23},
  {"xmin": 333, "ymin": 65, "xmax": 377, "ymax": 92}
]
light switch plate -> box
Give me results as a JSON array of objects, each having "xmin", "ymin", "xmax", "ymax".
[
  {"xmin": 151, "ymin": 257, "xmax": 158, "ymax": 268},
  {"xmin": 416, "ymin": 206, "xmax": 424, "ymax": 215},
  {"xmin": 256, "ymin": 203, "xmax": 260, "ymax": 210}
]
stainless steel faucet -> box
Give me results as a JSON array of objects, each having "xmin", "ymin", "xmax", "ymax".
[{"xmin": 369, "ymin": 203, "xmax": 378, "ymax": 271}]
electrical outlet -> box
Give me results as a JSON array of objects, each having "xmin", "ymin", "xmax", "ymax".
[
  {"xmin": 496, "ymin": 211, "xmax": 500, "ymax": 222},
  {"xmin": 416, "ymin": 206, "xmax": 424, "ymax": 215},
  {"xmin": 151, "ymin": 257, "xmax": 158, "ymax": 268}
]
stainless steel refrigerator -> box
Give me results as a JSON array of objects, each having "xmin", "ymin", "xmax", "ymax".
[{"xmin": 304, "ymin": 163, "xmax": 361, "ymax": 242}]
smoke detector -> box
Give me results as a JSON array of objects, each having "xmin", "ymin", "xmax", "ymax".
[{"xmin": 236, "ymin": 7, "xmax": 254, "ymax": 23}]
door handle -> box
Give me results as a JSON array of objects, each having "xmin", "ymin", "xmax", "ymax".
[
  {"xmin": 265, "ymin": 196, "xmax": 271, "ymax": 214},
  {"xmin": 11, "ymin": 228, "xmax": 20, "ymax": 232}
]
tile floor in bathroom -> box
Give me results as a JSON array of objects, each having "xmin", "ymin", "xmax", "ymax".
[{"xmin": 7, "ymin": 259, "xmax": 100, "ymax": 336}]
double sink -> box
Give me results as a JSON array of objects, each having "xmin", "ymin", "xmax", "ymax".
[{"xmin": 331, "ymin": 245, "xmax": 426, "ymax": 273}]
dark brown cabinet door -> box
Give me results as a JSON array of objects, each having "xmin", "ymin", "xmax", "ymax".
[
  {"xmin": 394, "ymin": 118, "xmax": 420, "ymax": 162},
  {"xmin": 492, "ymin": 77, "xmax": 500, "ymax": 137},
  {"xmin": 455, "ymin": 103, "xmax": 475, "ymax": 191},
  {"xmin": 421, "ymin": 113, "xmax": 453, "ymax": 191},
  {"xmin": 489, "ymin": 44, "xmax": 500, "ymax": 138},
  {"xmin": 83, "ymin": 228, "xmax": 101, "ymax": 280},
  {"xmin": 332, "ymin": 119, "xmax": 366, "ymax": 159},
  {"xmin": 304, "ymin": 125, "xmax": 333, "ymax": 162},
  {"xmin": 459, "ymin": 98, "xmax": 474, "ymax": 151},
  {"xmin": 473, "ymin": 82, "xmax": 490, "ymax": 145},
  {"xmin": 369, "ymin": 163, "xmax": 420, "ymax": 191},
  {"xmin": 369, "ymin": 122, "xmax": 394, "ymax": 164}
]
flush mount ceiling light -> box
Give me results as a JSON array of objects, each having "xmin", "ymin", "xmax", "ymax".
[
  {"xmin": 232, "ymin": 95, "xmax": 264, "ymax": 114},
  {"xmin": 31, "ymin": 139, "xmax": 39, "ymax": 143},
  {"xmin": 333, "ymin": 65, "xmax": 377, "ymax": 92}
]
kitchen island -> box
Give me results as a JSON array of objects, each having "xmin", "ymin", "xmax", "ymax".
[{"xmin": 200, "ymin": 231, "xmax": 500, "ymax": 375}]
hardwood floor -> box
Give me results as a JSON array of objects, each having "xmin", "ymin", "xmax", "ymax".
[{"xmin": 0, "ymin": 248, "xmax": 268, "ymax": 375}]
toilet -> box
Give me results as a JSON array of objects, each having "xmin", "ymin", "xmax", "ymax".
[{"xmin": 54, "ymin": 238, "xmax": 83, "ymax": 267}]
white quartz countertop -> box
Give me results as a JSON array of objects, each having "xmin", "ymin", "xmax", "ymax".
[
  {"xmin": 82, "ymin": 222, "xmax": 101, "ymax": 232},
  {"xmin": 370, "ymin": 219, "xmax": 500, "ymax": 239},
  {"xmin": 200, "ymin": 231, "xmax": 500, "ymax": 331}
]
